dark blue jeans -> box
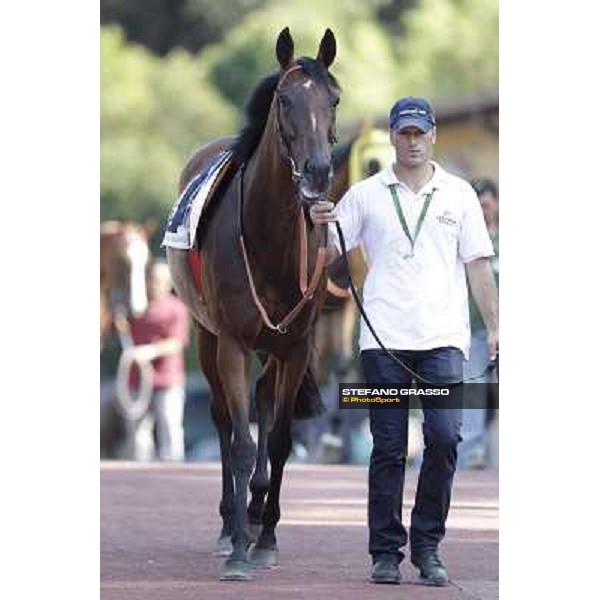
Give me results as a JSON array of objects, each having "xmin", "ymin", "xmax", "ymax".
[{"xmin": 361, "ymin": 347, "xmax": 463, "ymax": 562}]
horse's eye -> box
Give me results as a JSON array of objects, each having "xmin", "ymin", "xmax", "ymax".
[
  {"xmin": 331, "ymin": 97, "xmax": 340, "ymax": 109},
  {"xmin": 278, "ymin": 95, "xmax": 291, "ymax": 109}
]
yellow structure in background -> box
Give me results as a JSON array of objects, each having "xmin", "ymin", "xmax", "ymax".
[
  {"xmin": 435, "ymin": 118, "xmax": 499, "ymax": 182},
  {"xmin": 345, "ymin": 123, "xmax": 396, "ymax": 290},
  {"xmin": 348, "ymin": 123, "xmax": 395, "ymax": 185}
]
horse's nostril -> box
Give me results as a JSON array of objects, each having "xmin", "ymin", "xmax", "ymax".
[{"xmin": 301, "ymin": 160, "xmax": 333, "ymax": 193}]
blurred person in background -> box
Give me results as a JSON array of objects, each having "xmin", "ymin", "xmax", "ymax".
[
  {"xmin": 309, "ymin": 97, "xmax": 499, "ymax": 587},
  {"xmin": 459, "ymin": 179, "xmax": 499, "ymax": 469},
  {"xmin": 119, "ymin": 259, "xmax": 190, "ymax": 461}
]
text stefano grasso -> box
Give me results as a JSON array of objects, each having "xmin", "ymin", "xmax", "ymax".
[{"xmin": 341, "ymin": 388, "xmax": 450, "ymax": 396}]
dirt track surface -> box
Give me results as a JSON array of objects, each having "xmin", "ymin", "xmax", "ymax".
[{"xmin": 101, "ymin": 462, "xmax": 498, "ymax": 600}]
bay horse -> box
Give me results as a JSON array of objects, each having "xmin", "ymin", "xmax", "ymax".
[
  {"xmin": 100, "ymin": 221, "xmax": 154, "ymax": 347},
  {"xmin": 166, "ymin": 28, "xmax": 340, "ymax": 580}
]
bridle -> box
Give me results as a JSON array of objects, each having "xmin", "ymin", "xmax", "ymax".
[
  {"xmin": 238, "ymin": 61, "xmax": 336, "ymax": 335},
  {"xmin": 273, "ymin": 63, "xmax": 304, "ymax": 180},
  {"xmin": 273, "ymin": 62, "xmax": 338, "ymax": 188}
]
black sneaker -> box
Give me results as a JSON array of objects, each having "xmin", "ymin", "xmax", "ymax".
[
  {"xmin": 411, "ymin": 551, "xmax": 449, "ymax": 586},
  {"xmin": 370, "ymin": 554, "xmax": 401, "ymax": 584}
]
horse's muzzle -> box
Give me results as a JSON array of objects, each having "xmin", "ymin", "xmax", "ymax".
[{"xmin": 300, "ymin": 160, "xmax": 333, "ymax": 202}]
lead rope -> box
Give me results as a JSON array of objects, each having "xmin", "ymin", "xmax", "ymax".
[{"xmin": 113, "ymin": 307, "xmax": 154, "ymax": 421}]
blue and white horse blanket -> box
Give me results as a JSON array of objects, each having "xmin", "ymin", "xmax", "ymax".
[{"xmin": 162, "ymin": 149, "xmax": 233, "ymax": 249}]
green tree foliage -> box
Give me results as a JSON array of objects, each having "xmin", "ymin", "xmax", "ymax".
[
  {"xmin": 391, "ymin": 0, "xmax": 499, "ymax": 98},
  {"xmin": 101, "ymin": 0, "xmax": 267, "ymax": 55},
  {"xmin": 101, "ymin": 1, "xmax": 498, "ymax": 226},
  {"xmin": 100, "ymin": 0, "xmax": 416, "ymax": 56},
  {"xmin": 101, "ymin": 27, "xmax": 238, "ymax": 224},
  {"xmin": 201, "ymin": 0, "xmax": 399, "ymax": 124},
  {"xmin": 199, "ymin": 0, "xmax": 497, "ymax": 128}
]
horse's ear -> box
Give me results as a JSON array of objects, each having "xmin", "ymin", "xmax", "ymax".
[
  {"xmin": 276, "ymin": 27, "xmax": 294, "ymax": 70},
  {"xmin": 317, "ymin": 28, "xmax": 336, "ymax": 68}
]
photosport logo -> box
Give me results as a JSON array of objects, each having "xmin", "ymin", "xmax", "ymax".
[{"xmin": 338, "ymin": 384, "xmax": 498, "ymax": 410}]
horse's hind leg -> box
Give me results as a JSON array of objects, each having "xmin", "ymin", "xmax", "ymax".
[
  {"xmin": 216, "ymin": 333, "xmax": 256, "ymax": 581},
  {"xmin": 250, "ymin": 344, "xmax": 310, "ymax": 568},
  {"xmin": 247, "ymin": 355, "xmax": 277, "ymax": 541},
  {"xmin": 197, "ymin": 326, "xmax": 234, "ymax": 555}
]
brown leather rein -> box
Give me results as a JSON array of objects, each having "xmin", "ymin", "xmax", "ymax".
[
  {"xmin": 238, "ymin": 62, "xmax": 328, "ymax": 335},
  {"xmin": 238, "ymin": 165, "xmax": 328, "ymax": 335}
]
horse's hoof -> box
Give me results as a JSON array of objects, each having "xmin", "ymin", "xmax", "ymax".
[
  {"xmin": 249, "ymin": 545, "xmax": 278, "ymax": 568},
  {"xmin": 248, "ymin": 523, "xmax": 262, "ymax": 543},
  {"xmin": 220, "ymin": 558, "xmax": 254, "ymax": 581},
  {"xmin": 214, "ymin": 535, "xmax": 233, "ymax": 557}
]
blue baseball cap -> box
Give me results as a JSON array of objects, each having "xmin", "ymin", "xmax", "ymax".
[{"xmin": 389, "ymin": 96, "xmax": 436, "ymax": 132}]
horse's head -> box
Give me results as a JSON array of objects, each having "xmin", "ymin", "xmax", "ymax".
[
  {"xmin": 100, "ymin": 221, "xmax": 154, "ymax": 319},
  {"xmin": 274, "ymin": 27, "xmax": 340, "ymax": 202}
]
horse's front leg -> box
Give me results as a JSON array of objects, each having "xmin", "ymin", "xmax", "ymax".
[
  {"xmin": 247, "ymin": 354, "xmax": 276, "ymax": 541},
  {"xmin": 250, "ymin": 342, "xmax": 311, "ymax": 568},
  {"xmin": 216, "ymin": 333, "xmax": 256, "ymax": 581}
]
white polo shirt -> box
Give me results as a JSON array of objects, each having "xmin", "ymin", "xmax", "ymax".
[{"xmin": 328, "ymin": 162, "xmax": 494, "ymax": 358}]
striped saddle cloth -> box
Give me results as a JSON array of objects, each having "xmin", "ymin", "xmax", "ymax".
[
  {"xmin": 162, "ymin": 149, "xmax": 234, "ymax": 250},
  {"xmin": 162, "ymin": 149, "xmax": 236, "ymax": 294}
]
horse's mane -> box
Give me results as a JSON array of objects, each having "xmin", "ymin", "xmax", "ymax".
[
  {"xmin": 231, "ymin": 57, "xmax": 340, "ymax": 165},
  {"xmin": 230, "ymin": 72, "xmax": 279, "ymax": 165}
]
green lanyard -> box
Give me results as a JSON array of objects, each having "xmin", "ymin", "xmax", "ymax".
[{"xmin": 388, "ymin": 185, "xmax": 436, "ymax": 258}]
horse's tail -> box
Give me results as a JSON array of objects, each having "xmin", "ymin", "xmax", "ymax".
[{"xmin": 293, "ymin": 364, "xmax": 325, "ymax": 420}]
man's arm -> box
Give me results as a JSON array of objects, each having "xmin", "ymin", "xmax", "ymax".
[
  {"xmin": 466, "ymin": 257, "xmax": 499, "ymax": 360},
  {"xmin": 127, "ymin": 338, "xmax": 183, "ymax": 363}
]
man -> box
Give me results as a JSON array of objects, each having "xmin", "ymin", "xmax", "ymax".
[
  {"xmin": 118, "ymin": 260, "xmax": 190, "ymax": 461},
  {"xmin": 459, "ymin": 178, "xmax": 500, "ymax": 468},
  {"xmin": 309, "ymin": 97, "xmax": 498, "ymax": 586}
]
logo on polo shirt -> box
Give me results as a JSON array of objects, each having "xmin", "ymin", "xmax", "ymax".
[{"xmin": 437, "ymin": 210, "xmax": 457, "ymax": 227}]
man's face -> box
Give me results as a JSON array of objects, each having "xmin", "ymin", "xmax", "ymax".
[{"xmin": 390, "ymin": 126, "xmax": 436, "ymax": 168}]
